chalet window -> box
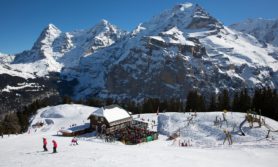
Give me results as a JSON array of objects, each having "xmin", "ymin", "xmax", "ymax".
[{"xmin": 100, "ymin": 117, "xmax": 104, "ymax": 121}]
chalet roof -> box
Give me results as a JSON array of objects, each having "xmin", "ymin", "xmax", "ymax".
[{"xmin": 89, "ymin": 105, "xmax": 131, "ymax": 123}]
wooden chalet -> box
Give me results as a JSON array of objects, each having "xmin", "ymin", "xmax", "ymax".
[{"xmin": 88, "ymin": 105, "xmax": 132, "ymax": 134}]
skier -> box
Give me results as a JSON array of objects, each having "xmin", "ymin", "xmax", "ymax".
[
  {"xmin": 43, "ymin": 138, "xmax": 48, "ymax": 151},
  {"xmin": 71, "ymin": 137, "xmax": 78, "ymax": 145},
  {"xmin": 52, "ymin": 140, "xmax": 58, "ymax": 153}
]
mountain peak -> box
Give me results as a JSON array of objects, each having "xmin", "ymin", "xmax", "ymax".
[
  {"xmin": 136, "ymin": 2, "xmax": 222, "ymax": 37},
  {"xmin": 172, "ymin": 3, "xmax": 194, "ymax": 12},
  {"xmin": 99, "ymin": 19, "xmax": 109, "ymax": 25},
  {"xmin": 31, "ymin": 23, "xmax": 62, "ymax": 50},
  {"xmin": 42, "ymin": 23, "xmax": 61, "ymax": 36},
  {"xmin": 47, "ymin": 23, "xmax": 57, "ymax": 28},
  {"xmin": 94, "ymin": 19, "xmax": 112, "ymax": 29},
  {"xmin": 88, "ymin": 19, "xmax": 114, "ymax": 33},
  {"xmin": 88, "ymin": 19, "xmax": 125, "ymax": 36}
]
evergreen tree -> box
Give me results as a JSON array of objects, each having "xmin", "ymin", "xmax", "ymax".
[
  {"xmin": 0, "ymin": 121, "xmax": 3, "ymax": 134},
  {"xmin": 105, "ymin": 98, "xmax": 114, "ymax": 106},
  {"xmin": 62, "ymin": 96, "xmax": 72, "ymax": 104},
  {"xmin": 232, "ymin": 92, "xmax": 240, "ymax": 111},
  {"xmin": 218, "ymin": 89, "xmax": 230, "ymax": 111},
  {"xmin": 186, "ymin": 91, "xmax": 196, "ymax": 112},
  {"xmin": 16, "ymin": 111, "xmax": 29, "ymax": 133},
  {"xmin": 86, "ymin": 98, "xmax": 103, "ymax": 107},
  {"xmin": 252, "ymin": 87, "xmax": 278, "ymax": 120},
  {"xmin": 142, "ymin": 99, "xmax": 154, "ymax": 113},
  {"xmin": 238, "ymin": 89, "xmax": 251, "ymax": 112},
  {"xmin": 208, "ymin": 93, "xmax": 217, "ymax": 111},
  {"xmin": 2, "ymin": 113, "xmax": 21, "ymax": 134},
  {"xmin": 160, "ymin": 100, "xmax": 168, "ymax": 113},
  {"xmin": 186, "ymin": 90, "xmax": 205, "ymax": 112},
  {"xmin": 197, "ymin": 95, "xmax": 206, "ymax": 112}
]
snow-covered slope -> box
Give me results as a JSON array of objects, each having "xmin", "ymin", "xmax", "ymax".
[
  {"xmin": 158, "ymin": 112, "xmax": 278, "ymax": 147},
  {"xmin": 230, "ymin": 18, "xmax": 278, "ymax": 47},
  {"xmin": 1, "ymin": 105, "xmax": 278, "ymax": 167},
  {"xmin": 30, "ymin": 104, "xmax": 98, "ymax": 134},
  {"xmin": 0, "ymin": 52, "xmax": 14, "ymax": 64},
  {"xmin": 28, "ymin": 104, "xmax": 278, "ymax": 148}
]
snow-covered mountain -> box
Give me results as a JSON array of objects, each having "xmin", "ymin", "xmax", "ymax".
[
  {"xmin": 0, "ymin": 52, "xmax": 14, "ymax": 64},
  {"xmin": 230, "ymin": 18, "xmax": 278, "ymax": 47},
  {"xmin": 11, "ymin": 20, "xmax": 127, "ymax": 77},
  {"xmin": 1, "ymin": 3, "xmax": 278, "ymax": 110},
  {"xmin": 69, "ymin": 3, "xmax": 278, "ymax": 99},
  {"xmin": 0, "ymin": 20, "xmax": 127, "ymax": 114}
]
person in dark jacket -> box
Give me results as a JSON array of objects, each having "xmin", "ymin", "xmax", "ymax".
[
  {"xmin": 52, "ymin": 140, "xmax": 58, "ymax": 153},
  {"xmin": 43, "ymin": 138, "xmax": 48, "ymax": 151}
]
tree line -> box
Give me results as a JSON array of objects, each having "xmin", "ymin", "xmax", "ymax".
[
  {"xmin": 1, "ymin": 87, "xmax": 277, "ymax": 135},
  {"xmin": 0, "ymin": 100, "xmax": 49, "ymax": 135},
  {"xmin": 73, "ymin": 87, "xmax": 278, "ymax": 120}
]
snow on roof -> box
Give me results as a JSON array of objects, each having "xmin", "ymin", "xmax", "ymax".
[
  {"xmin": 90, "ymin": 105, "xmax": 131, "ymax": 123},
  {"xmin": 59, "ymin": 129, "xmax": 73, "ymax": 134}
]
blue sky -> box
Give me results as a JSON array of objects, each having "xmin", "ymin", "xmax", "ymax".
[{"xmin": 0, "ymin": 0, "xmax": 278, "ymax": 54}]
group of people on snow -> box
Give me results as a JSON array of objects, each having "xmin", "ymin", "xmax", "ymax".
[
  {"xmin": 43, "ymin": 137, "xmax": 79, "ymax": 153},
  {"xmin": 180, "ymin": 139, "xmax": 192, "ymax": 147},
  {"xmin": 43, "ymin": 138, "xmax": 58, "ymax": 153}
]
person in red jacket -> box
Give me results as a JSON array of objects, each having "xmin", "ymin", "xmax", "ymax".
[
  {"xmin": 43, "ymin": 138, "xmax": 48, "ymax": 151},
  {"xmin": 52, "ymin": 140, "xmax": 57, "ymax": 153}
]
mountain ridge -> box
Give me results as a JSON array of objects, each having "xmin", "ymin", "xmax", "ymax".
[
  {"xmin": 230, "ymin": 18, "xmax": 278, "ymax": 47},
  {"xmin": 0, "ymin": 3, "xmax": 278, "ymax": 111}
]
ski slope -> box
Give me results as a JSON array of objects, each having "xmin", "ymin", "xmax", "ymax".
[{"xmin": 1, "ymin": 104, "xmax": 278, "ymax": 167}]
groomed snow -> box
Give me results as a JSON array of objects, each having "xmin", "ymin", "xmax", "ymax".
[{"xmin": 1, "ymin": 104, "xmax": 278, "ymax": 167}]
